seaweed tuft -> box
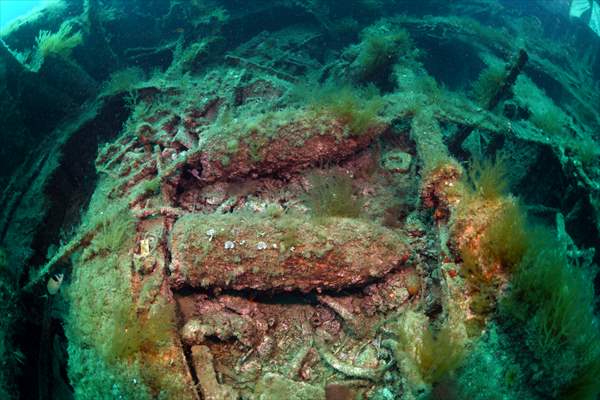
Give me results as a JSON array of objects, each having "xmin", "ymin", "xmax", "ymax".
[
  {"xmin": 105, "ymin": 300, "xmax": 176, "ymax": 364},
  {"xmin": 304, "ymin": 172, "xmax": 363, "ymax": 219},
  {"xmin": 501, "ymin": 236, "xmax": 600, "ymax": 399}
]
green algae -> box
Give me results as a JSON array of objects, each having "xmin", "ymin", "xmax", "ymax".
[{"xmin": 304, "ymin": 172, "xmax": 363, "ymax": 219}]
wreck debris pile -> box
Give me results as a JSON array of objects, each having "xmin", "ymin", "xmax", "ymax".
[{"xmin": 0, "ymin": 1, "xmax": 599, "ymax": 399}]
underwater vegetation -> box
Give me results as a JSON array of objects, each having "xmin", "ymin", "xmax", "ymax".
[
  {"xmin": 450, "ymin": 156, "xmax": 600, "ymax": 399},
  {"xmin": 457, "ymin": 200, "xmax": 529, "ymax": 287},
  {"xmin": 480, "ymin": 201, "xmax": 529, "ymax": 271},
  {"xmin": 457, "ymin": 216, "xmax": 600, "ymax": 399},
  {"xmin": 82, "ymin": 210, "xmax": 136, "ymax": 260},
  {"xmin": 319, "ymin": 84, "xmax": 384, "ymax": 135},
  {"xmin": 298, "ymin": 81, "xmax": 385, "ymax": 135},
  {"xmin": 352, "ymin": 24, "xmax": 412, "ymax": 88},
  {"xmin": 568, "ymin": 133, "xmax": 600, "ymax": 167},
  {"xmin": 501, "ymin": 241, "xmax": 600, "ymax": 399},
  {"xmin": 463, "ymin": 156, "xmax": 510, "ymax": 200},
  {"xmin": 34, "ymin": 22, "xmax": 82, "ymax": 60},
  {"xmin": 456, "ymin": 156, "xmax": 529, "ymax": 288},
  {"xmin": 1, "ymin": 0, "xmax": 600, "ymax": 399},
  {"xmin": 391, "ymin": 308, "xmax": 467, "ymax": 387},
  {"xmin": 100, "ymin": 67, "xmax": 146, "ymax": 96},
  {"xmin": 304, "ymin": 172, "xmax": 363, "ymax": 219},
  {"xmin": 512, "ymin": 76, "xmax": 568, "ymax": 136},
  {"xmin": 471, "ymin": 64, "xmax": 506, "ymax": 108},
  {"xmin": 8, "ymin": 21, "xmax": 84, "ymax": 72},
  {"xmin": 105, "ymin": 299, "xmax": 175, "ymax": 365}
]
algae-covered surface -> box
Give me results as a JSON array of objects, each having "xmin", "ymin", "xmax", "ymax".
[{"xmin": 1, "ymin": 1, "xmax": 600, "ymax": 399}]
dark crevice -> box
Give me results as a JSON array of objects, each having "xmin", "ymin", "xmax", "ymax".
[
  {"xmin": 171, "ymin": 264, "xmax": 407, "ymax": 303},
  {"xmin": 14, "ymin": 96, "xmax": 129, "ymax": 400},
  {"xmin": 28, "ymin": 95, "xmax": 130, "ymax": 269},
  {"xmin": 163, "ymin": 220, "xmax": 174, "ymax": 277},
  {"xmin": 0, "ymin": 151, "xmax": 50, "ymax": 245},
  {"xmin": 174, "ymin": 290, "xmax": 204, "ymax": 398},
  {"xmin": 180, "ymin": 343, "xmax": 202, "ymax": 399},
  {"xmin": 412, "ymin": 35, "xmax": 486, "ymax": 91}
]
